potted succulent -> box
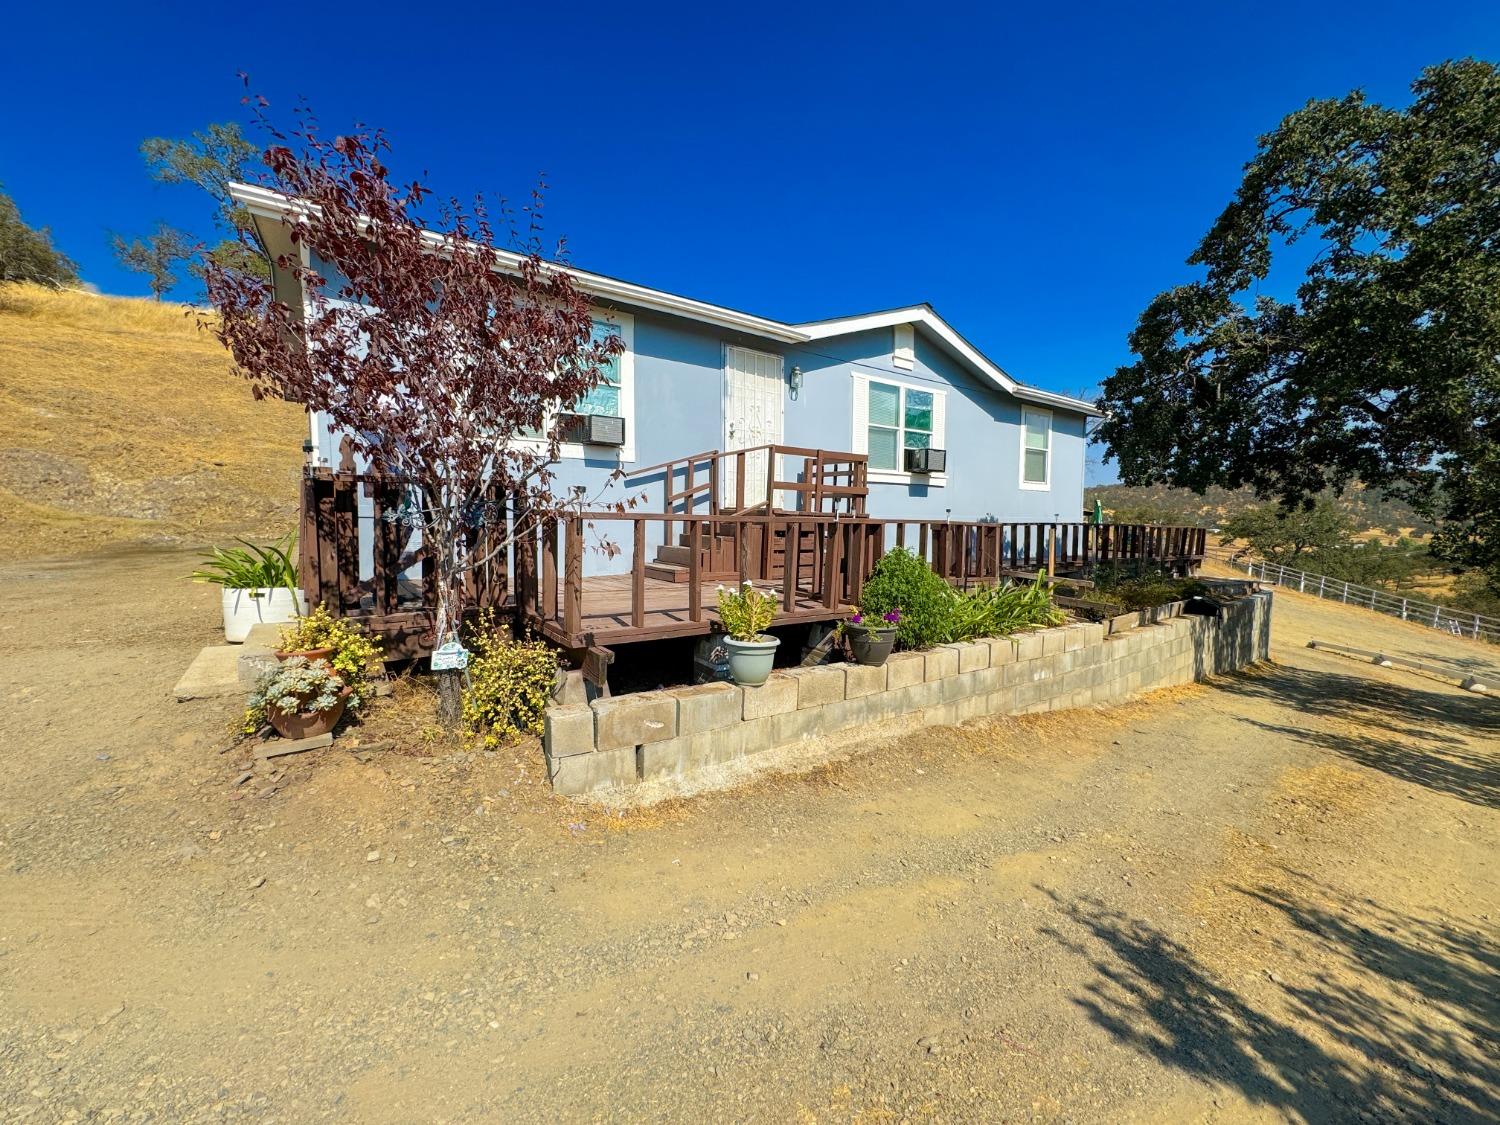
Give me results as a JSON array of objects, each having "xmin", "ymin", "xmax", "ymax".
[
  {"xmin": 190, "ymin": 535, "xmax": 304, "ymax": 643},
  {"xmin": 844, "ymin": 607, "xmax": 900, "ymax": 666},
  {"xmin": 246, "ymin": 656, "xmax": 351, "ymax": 739},
  {"xmin": 716, "ymin": 581, "xmax": 780, "ymax": 686},
  {"xmin": 275, "ymin": 604, "xmax": 383, "ymax": 704}
]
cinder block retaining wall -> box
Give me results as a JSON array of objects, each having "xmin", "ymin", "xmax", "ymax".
[{"xmin": 543, "ymin": 590, "xmax": 1273, "ymax": 796}]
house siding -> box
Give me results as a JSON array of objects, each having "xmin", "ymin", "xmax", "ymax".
[
  {"xmin": 301, "ymin": 257, "xmax": 1088, "ymax": 577},
  {"xmin": 782, "ymin": 327, "xmax": 1086, "ymax": 524}
]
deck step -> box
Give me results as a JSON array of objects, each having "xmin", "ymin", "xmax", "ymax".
[
  {"xmin": 656, "ymin": 544, "xmax": 693, "ymax": 567},
  {"xmin": 643, "ymin": 562, "xmax": 738, "ymax": 584}
]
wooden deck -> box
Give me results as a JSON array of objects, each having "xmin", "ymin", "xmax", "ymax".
[
  {"xmin": 547, "ymin": 572, "xmax": 844, "ymax": 646},
  {"xmin": 299, "ymin": 440, "xmax": 1209, "ymax": 677}
]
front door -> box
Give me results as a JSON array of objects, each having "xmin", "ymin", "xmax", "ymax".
[{"xmin": 722, "ymin": 345, "xmax": 785, "ymax": 509}]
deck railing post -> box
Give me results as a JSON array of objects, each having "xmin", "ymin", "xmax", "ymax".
[
  {"xmin": 735, "ymin": 451, "xmax": 747, "ymax": 511},
  {"xmin": 542, "ymin": 517, "xmax": 559, "ymax": 625},
  {"xmin": 1046, "ymin": 524, "xmax": 1056, "ymax": 577},
  {"xmin": 782, "ymin": 521, "xmax": 799, "ymax": 610},
  {"xmin": 564, "ymin": 518, "xmax": 583, "ymax": 636},
  {"xmin": 688, "ymin": 519, "xmax": 703, "ymax": 621},
  {"xmin": 631, "ymin": 520, "xmax": 646, "ymax": 629},
  {"xmin": 822, "ymin": 519, "xmax": 843, "ymax": 609}
]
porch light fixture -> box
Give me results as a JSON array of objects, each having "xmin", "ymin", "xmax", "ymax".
[{"xmin": 788, "ymin": 364, "xmax": 803, "ymax": 400}]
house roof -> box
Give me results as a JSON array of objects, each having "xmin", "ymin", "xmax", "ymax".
[{"xmin": 231, "ymin": 183, "xmax": 1101, "ymax": 417}]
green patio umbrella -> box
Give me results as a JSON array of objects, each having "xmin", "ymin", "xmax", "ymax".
[{"xmin": 1091, "ymin": 498, "xmax": 1104, "ymax": 525}]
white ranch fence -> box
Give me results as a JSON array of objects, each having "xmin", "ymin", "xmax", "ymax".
[{"xmin": 1207, "ymin": 548, "xmax": 1500, "ymax": 644}]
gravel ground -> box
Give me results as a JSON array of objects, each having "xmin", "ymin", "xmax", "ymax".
[{"xmin": 1, "ymin": 550, "xmax": 1496, "ymax": 1122}]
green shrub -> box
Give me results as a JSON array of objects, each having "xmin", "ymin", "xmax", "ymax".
[
  {"xmin": 189, "ymin": 533, "xmax": 297, "ymax": 591},
  {"xmin": 941, "ymin": 573, "xmax": 1065, "ymax": 642},
  {"xmin": 461, "ymin": 610, "xmax": 559, "ymax": 747},
  {"xmin": 859, "ymin": 549, "xmax": 956, "ymax": 650}
]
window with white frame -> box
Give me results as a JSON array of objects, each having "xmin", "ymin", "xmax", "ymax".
[
  {"xmin": 517, "ymin": 311, "xmax": 635, "ymax": 459},
  {"xmin": 1020, "ymin": 406, "xmax": 1051, "ymax": 488},
  {"xmin": 852, "ymin": 374, "xmax": 946, "ymax": 481}
]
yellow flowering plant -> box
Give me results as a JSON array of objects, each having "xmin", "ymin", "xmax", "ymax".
[{"xmin": 461, "ymin": 610, "xmax": 560, "ymax": 747}]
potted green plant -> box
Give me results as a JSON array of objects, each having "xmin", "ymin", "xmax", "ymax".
[
  {"xmin": 275, "ymin": 604, "xmax": 383, "ymax": 706},
  {"xmin": 716, "ymin": 582, "xmax": 780, "ymax": 686},
  {"xmin": 190, "ymin": 534, "xmax": 304, "ymax": 643},
  {"xmin": 843, "ymin": 607, "xmax": 900, "ymax": 666},
  {"xmin": 246, "ymin": 656, "xmax": 351, "ymax": 739}
]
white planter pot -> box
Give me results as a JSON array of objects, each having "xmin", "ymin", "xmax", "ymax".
[{"xmin": 221, "ymin": 587, "xmax": 307, "ymax": 643}]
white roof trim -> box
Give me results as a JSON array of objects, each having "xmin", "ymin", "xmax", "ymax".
[
  {"xmin": 230, "ymin": 183, "xmax": 804, "ymax": 344},
  {"xmin": 231, "ymin": 183, "xmax": 1100, "ymax": 416},
  {"xmin": 797, "ymin": 305, "xmax": 1100, "ymax": 416}
]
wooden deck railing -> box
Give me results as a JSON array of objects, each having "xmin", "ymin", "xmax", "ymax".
[
  {"xmin": 296, "ymin": 453, "xmax": 510, "ymax": 658},
  {"xmin": 626, "ymin": 443, "xmax": 869, "ymax": 540},
  {"xmin": 299, "ymin": 445, "xmax": 1205, "ymax": 657},
  {"xmin": 512, "ymin": 511, "xmax": 1208, "ymax": 649}
]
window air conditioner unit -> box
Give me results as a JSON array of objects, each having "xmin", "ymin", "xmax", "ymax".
[
  {"xmin": 559, "ymin": 413, "xmax": 626, "ymax": 447},
  {"xmin": 905, "ymin": 447, "xmax": 947, "ymax": 474}
]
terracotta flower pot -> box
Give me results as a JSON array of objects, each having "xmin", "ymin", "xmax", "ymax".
[
  {"xmin": 267, "ymin": 688, "xmax": 350, "ymax": 740},
  {"xmin": 275, "ymin": 646, "xmax": 336, "ymax": 664}
]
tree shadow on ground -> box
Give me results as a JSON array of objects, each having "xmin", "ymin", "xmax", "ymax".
[
  {"xmin": 1038, "ymin": 879, "xmax": 1499, "ymax": 1123},
  {"xmin": 1211, "ymin": 662, "xmax": 1499, "ymax": 808}
]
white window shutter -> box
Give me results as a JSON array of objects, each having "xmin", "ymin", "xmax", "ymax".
[
  {"xmin": 850, "ymin": 375, "xmax": 868, "ymax": 454},
  {"xmin": 932, "ymin": 389, "xmax": 947, "ymax": 450},
  {"xmin": 893, "ymin": 324, "xmax": 915, "ymax": 369}
]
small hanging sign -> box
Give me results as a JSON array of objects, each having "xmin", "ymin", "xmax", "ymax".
[{"xmin": 430, "ymin": 641, "xmax": 470, "ymax": 672}]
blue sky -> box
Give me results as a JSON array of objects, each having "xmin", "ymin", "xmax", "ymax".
[{"xmin": 5, "ymin": 1, "xmax": 1497, "ymax": 481}]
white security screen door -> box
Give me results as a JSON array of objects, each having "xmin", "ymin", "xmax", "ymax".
[{"xmin": 722, "ymin": 345, "xmax": 784, "ymax": 509}]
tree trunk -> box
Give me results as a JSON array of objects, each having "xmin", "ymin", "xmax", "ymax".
[{"xmin": 435, "ymin": 667, "xmax": 463, "ymax": 728}]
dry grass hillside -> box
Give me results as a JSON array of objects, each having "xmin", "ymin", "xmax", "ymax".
[{"xmin": 0, "ymin": 283, "xmax": 304, "ymax": 561}]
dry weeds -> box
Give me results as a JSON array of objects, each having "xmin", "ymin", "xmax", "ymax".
[{"xmin": 0, "ymin": 282, "xmax": 304, "ymax": 559}]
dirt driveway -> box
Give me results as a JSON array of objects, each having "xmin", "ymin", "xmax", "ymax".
[{"xmin": 1, "ymin": 550, "xmax": 1496, "ymax": 1122}]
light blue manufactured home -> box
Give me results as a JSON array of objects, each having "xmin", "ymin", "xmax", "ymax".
[{"xmin": 237, "ymin": 184, "xmax": 1098, "ymax": 583}]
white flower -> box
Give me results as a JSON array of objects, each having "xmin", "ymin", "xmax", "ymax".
[{"xmin": 742, "ymin": 580, "xmax": 753, "ymax": 587}]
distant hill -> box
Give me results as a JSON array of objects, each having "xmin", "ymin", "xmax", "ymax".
[
  {"xmin": 1085, "ymin": 482, "xmax": 1437, "ymax": 538},
  {"xmin": 0, "ymin": 284, "xmax": 304, "ymax": 560}
]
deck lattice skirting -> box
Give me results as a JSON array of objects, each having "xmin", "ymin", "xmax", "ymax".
[{"xmin": 542, "ymin": 590, "xmax": 1273, "ymax": 796}]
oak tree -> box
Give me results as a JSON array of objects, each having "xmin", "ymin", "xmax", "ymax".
[{"xmin": 1098, "ymin": 59, "xmax": 1500, "ymax": 593}]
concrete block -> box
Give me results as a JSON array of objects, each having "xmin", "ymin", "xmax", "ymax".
[
  {"xmin": 1040, "ymin": 628, "xmax": 1067, "ymax": 657},
  {"xmin": 986, "ymin": 687, "xmax": 1019, "ymax": 715},
  {"xmin": 244, "ymin": 621, "xmax": 289, "ymax": 648},
  {"xmin": 885, "ymin": 652, "xmax": 925, "ymax": 689},
  {"xmin": 637, "ymin": 725, "xmax": 753, "ymax": 780},
  {"xmin": 237, "ymin": 647, "xmax": 280, "ymax": 692},
  {"xmin": 742, "ymin": 673, "xmax": 798, "ymax": 719},
  {"xmin": 175, "ymin": 646, "xmax": 249, "ymax": 701},
  {"xmin": 1015, "ymin": 632, "xmax": 1045, "ymax": 662},
  {"xmin": 592, "ymin": 691, "xmax": 677, "ymax": 752},
  {"xmin": 924, "ymin": 646, "xmax": 959, "ymax": 681},
  {"xmin": 1063, "ymin": 625, "xmax": 1089, "ymax": 652},
  {"xmin": 955, "ymin": 642, "xmax": 990, "ymax": 673},
  {"xmin": 986, "ymin": 637, "xmax": 1019, "ymax": 665},
  {"xmin": 544, "ymin": 704, "xmax": 596, "ymax": 758},
  {"xmin": 942, "ymin": 670, "xmax": 979, "ymax": 703},
  {"xmin": 667, "ymin": 682, "xmax": 743, "ymax": 735},
  {"xmin": 739, "ymin": 716, "xmax": 777, "ymax": 755},
  {"xmin": 1079, "ymin": 622, "xmax": 1107, "ymax": 647},
  {"xmin": 785, "ymin": 665, "xmax": 846, "ymax": 708},
  {"xmin": 973, "ymin": 665, "xmax": 1004, "ymax": 693},
  {"xmin": 549, "ymin": 746, "xmax": 637, "ymax": 795},
  {"xmin": 955, "ymin": 693, "xmax": 988, "ymax": 723},
  {"xmin": 770, "ymin": 704, "xmax": 832, "ymax": 745},
  {"xmin": 843, "ymin": 662, "xmax": 888, "ymax": 698}
]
